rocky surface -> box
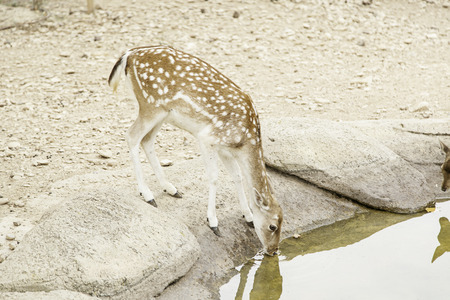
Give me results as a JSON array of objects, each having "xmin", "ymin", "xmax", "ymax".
[
  {"xmin": 262, "ymin": 117, "xmax": 437, "ymax": 213},
  {"xmin": 0, "ymin": 158, "xmax": 366, "ymax": 299},
  {"xmin": 0, "ymin": 190, "xmax": 200, "ymax": 300}
]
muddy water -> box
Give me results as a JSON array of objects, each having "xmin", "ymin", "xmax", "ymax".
[{"xmin": 220, "ymin": 200, "xmax": 450, "ymax": 300}]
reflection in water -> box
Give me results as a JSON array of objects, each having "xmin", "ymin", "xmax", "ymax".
[
  {"xmin": 432, "ymin": 217, "xmax": 450, "ymax": 263},
  {"xmin": 234, "ymin": 255, "xmax": 282, "ymax": 300},
  {"xmin": 221, "ymin": 200, "xmax": 450, "ymax": 300}
]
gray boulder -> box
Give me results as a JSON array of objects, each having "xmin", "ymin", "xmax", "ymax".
[
  {"xmin": 0, "ymin": 190, "xmax": 200, "ymax": 300},
  {"xmin": 0, "ymin": 290, "xmax": 100, "ymax": 300},
  {"xmin": 347, "ymin": 119, "xmax": 449, "ymax": 196},
  {"xmin": 262, "ymin": 118, "xmax": 434, "ymax": 213}
]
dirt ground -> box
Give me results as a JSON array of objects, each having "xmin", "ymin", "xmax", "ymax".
[{"xmin": 0, "ymin": 0, "xmax": 449, "ymax": 260}]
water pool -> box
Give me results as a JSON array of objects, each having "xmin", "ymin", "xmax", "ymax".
[{"xmin": 220, "ymin": 200, "xmax": 450, "ymax": 300}]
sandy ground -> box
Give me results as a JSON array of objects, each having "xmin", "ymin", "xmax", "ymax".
[{"xmin": 0, "ymin": 0, "xmax": 449, "ymax": 259}]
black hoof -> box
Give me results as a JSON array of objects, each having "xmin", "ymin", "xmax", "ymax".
[
  {"xmin": 171, "ymin": 191, "xmax": 183, "ymax": 198},
  {"xmin": 246, "ymin": 221, "xmax": 254, "ymax": 228},
  {"xmin": 210, "ymin": 226, "xmax": 222, "ymax": 237},
  {"xmin": 146, "ymin": 199, "xmax": 158, "ymax": 207}
]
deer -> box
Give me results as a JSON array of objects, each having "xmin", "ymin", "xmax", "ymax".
[
  {"xmin": 440, "ymin": 140, "xmax": 450, "ymax": 192},
  {"xmin": 108, "ymin": 45, "xmax": 283, "ymax": 255}
]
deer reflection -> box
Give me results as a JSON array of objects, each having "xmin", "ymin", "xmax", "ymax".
[
  {"xmin": 235, "ymin": 255, "xmax": 283, "ymax": 300},
  {"xmin": 432, "ymin": 217, "xmax": 450, "ymax": 263}
]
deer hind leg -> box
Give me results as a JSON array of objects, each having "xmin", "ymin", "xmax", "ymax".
[
  {"xmin": 198, "ymin": 142, "xmax": 221, "ymax": 236},
  {"xmin": 219, "ymin": 150, "xmax": 254, "ymax": 227},
  {"xmin": 127, "ymin": 112, "xmax": 168, "ymax": 207},
  {"xmin": 141, "ymin": 122, "xmax": 182, "ymax": 199}
]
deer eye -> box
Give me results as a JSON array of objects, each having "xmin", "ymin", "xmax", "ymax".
[{"xmin": 269, "ymin": 224, "xmax": 277, "ymax": 232}]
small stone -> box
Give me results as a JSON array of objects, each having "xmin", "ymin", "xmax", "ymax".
[
  {"xmin": 13, "ymin": 221, "xmax": 21, "ymax": 227},
  {"xmin": 303, "ymin": 23, "xmax": 311, "ymax": 29},
  {"xmin": 362, "ymin": 0, "xmax": 372, "ymax": 5},
  {"xmin": 160, "ymin": 159, "xmax": 173, "ymax": 167},
  {"xmin": 0, "ymin": 198, "xmax": 9, "ymax": 205},
  {"xmin": 232, "ymin": 11, "xmax": 240, "ymax": 18},
  {"xmin": 404, "ymin": 39, "xmax": 413, "ymax": 45},
  {"xmin": 315, "ymin": 98, "xmax": 331, "ymax": 104},
  {"xmin": 14, "ymin": 201, "xmax": 25, "ymax": 208},
  {"xmin": 426, "ymin": 33, "xmax": 438, "ymax": 39},
  {"xmin": 94, "ymin": 36, "xmax": 101, "ymax": 42},
  {"xmin": 7, "ymin": 142, "xmax": 21, "ymax": 150},
  {"xmin": 357, "ymin": 40, "xmax": 366, "ymax": 47},
  {"xmin": 9, "ymin": 242, "xmax": 17, "ymax": 250},
  {"xmin": 5, "ymin": 234, "xmax": 15, "ymax": 241},
  {"xmin": 0, "ymin": 255, "xmax": 4, "ymax": 263},
  {"xmin": 98, "ymin": 150, "xmax": 113, "ymax": 159},
  {"xmin": 410, "ymin": 101, "xmax": 431, "ymax": 112},
  {"xmin": 33, "ymin": 159, "xmax": 50, "ymax": 166},
  {"xmin": 293, "ymin": 234, "xmax": 301, "ymax": 239}
]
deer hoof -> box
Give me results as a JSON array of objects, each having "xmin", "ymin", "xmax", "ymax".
[
  {"xmin": 171, "ymin": 191, "xmax": 183, "ymax": 198},
  {"xmin": 246, "ymin": 221, "xmax": 254, "ymax": 228},
  {"xmin": 146, "ymin": 199, "xmax": 158, "ymax": 207},
  {"xmin": 210, "ymin": 226, "xmax": 222, "ymax": 237}
]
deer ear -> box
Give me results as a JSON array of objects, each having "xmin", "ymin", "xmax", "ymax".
[
  {"xmin": 440, "ymin": 140, "xmax": 449, "ymax": 154},
  {"xmin": 253, "ymin": 188, "xmax": 269, "ymax": 209}
]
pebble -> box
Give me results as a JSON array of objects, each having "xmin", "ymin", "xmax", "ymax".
[
  {"xmin": 410, "ymin": 101, "xmax": 430, "ymax": 112},
  {"xmin": 314, "ymin": 98, "xmax": 331, "ymax": 104},
  {"xmin": 357, "ymin": 40, "xmax": 366, "ymax": 47},
  {"xmin": 7, "ymin": 142, "xmax": 21, "ymax": 150},
  {"xmin": 160, "ymin": 159, "xmax": 173, "ymax": 167},
  {"xmin": 0, "ymin": 99, "xmax": 10, "ymax": 107},
  {"xmin": 293, "ymin": 234, "xmax": 301, "ymax": 239},
  {"xmin": 233, "ymin": 11, "xmax": 240, "ymax": 18},
  {"xmin": 98, "ymin": 150, "xmax": 113, "ymax": 159},
  {"xmin": 5, "ymin": 234, "xmax": 15, "ymax": 241},
  {"xmin": 0, "ymin": 198, "xmax": 9, "ymax": 205},
  {"xmin": 14, "ymin": 201, "xmax": 25, "ymax": 207},
  {"xmin": 13, "ymin": 221, "xmax": 21, "ymax": 227},
  {"xmin": 33, "ymin": 159, "xmax": 50, "ymax": 166}
]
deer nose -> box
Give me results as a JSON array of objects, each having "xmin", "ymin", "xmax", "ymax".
[{"xmin": 266, "ymin": 248, "xmax": 279, "ymax": 256}]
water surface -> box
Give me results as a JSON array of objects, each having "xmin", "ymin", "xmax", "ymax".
[{"xmin": 221, "ymin": 200, "xmax": 450, "ymax": 300}]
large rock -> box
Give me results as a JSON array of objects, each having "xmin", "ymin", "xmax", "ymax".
[
  {"xmin": 0, "ymin": 190, "xmax": 200, "ymax": 299},
  {"xmin": 262, "ymin": 118, "xmax": 434, "ymax": 213},
  {"xmin": 347, "ymin": 119, "xmax": 449, "ymax": 197},
  {"xmin": 347, "ymin": 118, "xmax": 450, "ymax": 166},
  {"xmin": 0, "ymin": 290, "xmax": 100, "ymax": 300}
]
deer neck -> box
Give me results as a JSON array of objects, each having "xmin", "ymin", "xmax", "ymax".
[{"xmin": 247, "ymin": 144, "xmax": 273, "ymax": 208}]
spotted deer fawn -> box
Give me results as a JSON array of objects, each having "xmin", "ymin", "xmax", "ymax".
[
  {"xmin": 440, "ymin": 140, "xmax": 450, "ymax": 192},
  {"xmin": 108, "ymin": 46, "xmax": 283, "ymax": 255}
]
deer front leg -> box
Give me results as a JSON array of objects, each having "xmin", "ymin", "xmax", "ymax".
[
  {"xmin": 219, "ymin": 151, "xmax": 254, "ymax": 227},
  {"xmin": 199, "ymin": 143, "xmax": 221, "ymax": 236},
  {"xmin": 127, "ymin": 113, "xmax": 167, "ymax": 207},
  {"xmin": 141, "ymin": 122, "xmax": 181, "ymax": 199}
]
